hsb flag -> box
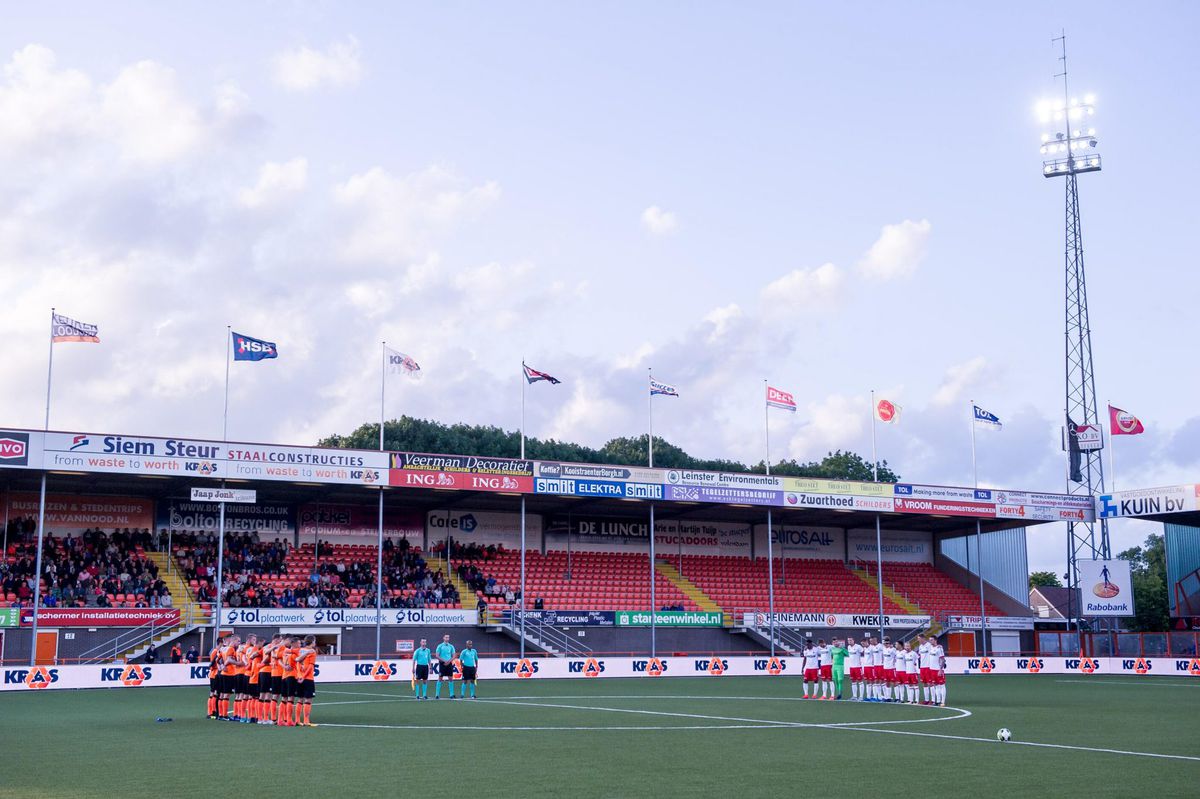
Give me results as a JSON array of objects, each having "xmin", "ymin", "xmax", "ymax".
[
  {"xmin": 973, "ymin": 405, "xmax": 1002, "ymax": 429},
  {"xmin": 1109, "ymin": 405, "xmax": 1144, "ymax": 436},
  {"xmin": 766, "ymin": 385, "xmax": 796, "ymax": 412},
  {"xmin": 523, "ymin": 363, "xmax": 561, "ymax": 384},
  {"xmin": 231, "ymin": 331, "xmax": 278, "ymax": 361},
  {"xmin": 875, "ymin": 398, "xmax": 901, "ymax": 424},
  {"xmin": 650, "ymin": 377, "xmax": 679, "ymax": 397},
  {"xmin": 51, "ymin": 313, "xmax": 99, "ymax": 343},
  {"xmin": 386, "ymin": 347, "xmax": 422, "ymax": 379}
]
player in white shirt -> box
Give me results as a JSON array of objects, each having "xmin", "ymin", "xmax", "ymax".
[
  {"xmin": 916, "ymin": 635, "xmax": 933, "ymax": 703},
  {"xmin": 816, "ymin": 639, "xmax": 833, "ymax": 699},
  {"xmin": 845, "ymin": 636, "xmax": 864, "ymax": 700},
  {"xmin": 928, "ymin": 640, "xmax": 946, "ymax": 706},
  {"xmin": 881, "ymin": 638, "xmax": 898, "ymax": 702},
  {"xmin": 801, "ymin": 643, "xmax": 820, "ymax": 699},
  {"xmin": 902, "ymin": 642, "xmax": 920, "ymax": 703},
  {"xmin": 870, "ymin": 637, "xmax": 886, "ymax": 700}
]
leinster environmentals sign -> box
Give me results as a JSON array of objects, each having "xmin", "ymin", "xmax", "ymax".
[{"xmin": 615, "ymin": 610, "xmax": 724, "ymax": 627}]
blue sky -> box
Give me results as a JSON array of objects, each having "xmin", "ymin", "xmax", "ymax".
[{"xmin": 1, "ymin": 2, "xmax": 1197, "ymax": 572}]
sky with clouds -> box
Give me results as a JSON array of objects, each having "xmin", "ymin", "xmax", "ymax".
[{"xmin": 2, "ymin": 3, "xmax": 1198, "ymax": 574}]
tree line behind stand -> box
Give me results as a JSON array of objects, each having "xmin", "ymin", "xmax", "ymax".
[{"xmin": 319, "ymin": 415, "xmax": 901, "ymax": 483}]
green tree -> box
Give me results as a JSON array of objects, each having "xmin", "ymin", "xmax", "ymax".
[
  {"xmin": 1117, "ymin": 533, "xmax": 1169, "ymax": 632},
  {"xmin": 1029, "ymin": 570, "xmax": 1063, "ymax": 589},
  {"xmin": 319, "ymin": 416, "xmax": 899, "ymax": 481}
]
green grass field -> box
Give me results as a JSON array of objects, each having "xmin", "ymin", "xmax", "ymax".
[{"xmin": 2, "ymin": 675, "xmax": 1198, "ymax": 798}]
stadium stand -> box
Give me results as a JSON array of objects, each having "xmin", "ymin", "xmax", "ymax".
[
  {"xmin": 169, "ymin": 533, "xmax": 461, "ymax": 610},
  {"xmin": 451, "ymin": 550, "xmax": 701, "ymax": 612},
  {"xmin": 672, "ymin": 555, "xmax": 910, "ymax": 615},
  {"xmin": 858, "ymin": 561, "xmax": 1007, "ymax": 617},
  {"xmin": 2, "ymin": 526, "xmax": 171, "ymax": 608}
]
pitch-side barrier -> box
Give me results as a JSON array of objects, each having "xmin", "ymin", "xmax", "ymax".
[{"xmin": 2, "ymin": 655, "xmax": 1198, "ymax": 691}]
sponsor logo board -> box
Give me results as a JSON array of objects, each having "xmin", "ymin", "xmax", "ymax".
[
  {"xmin": 615, "ymin": 611, "xmax": 724, "ymax": 627},
  {"xmin": 1097, "ymin": 485, "xmax": 1198, "ymax": 519},
  {"xmin": 743, "ymin": 612, "xmax": 931, "ymax": 628},
  {"xmin": 1076, "ymin": 559, "xmax": 1134, "ymax": 616}
]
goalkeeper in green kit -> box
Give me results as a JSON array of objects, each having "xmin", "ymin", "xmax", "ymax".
[{"xmin": 828, "ymin": 638, "xmax": 848, "ymax": 700}]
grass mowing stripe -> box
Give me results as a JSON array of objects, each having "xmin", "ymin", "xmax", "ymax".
[
  {"xmin": 1053, "ymin": 679, "xmax": 1200, "ymax": 688},
  {"xmin": 834, "ymin": 724, "xmax": 1200, "ymax": 762}
]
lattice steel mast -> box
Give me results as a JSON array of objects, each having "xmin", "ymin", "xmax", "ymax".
[{"xmin": 1038, "ymin": 32, "xmax": 1111, "ymax": 629}]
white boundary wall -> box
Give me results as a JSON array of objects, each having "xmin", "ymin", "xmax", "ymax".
[{"xmin": 2, "ymin": 655, "xmax": 1197, "ymax": 691}]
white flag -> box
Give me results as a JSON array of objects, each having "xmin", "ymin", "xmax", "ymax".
[{"xmin": 385, "ymin": 346, "xmax": 422, "ymax": 379}]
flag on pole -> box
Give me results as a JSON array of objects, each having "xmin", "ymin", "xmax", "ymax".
[
  {"xmin": 231, "ymin": 331, "xmax": 278, "ymax": 361},
  {"xmin": 766, "ymin": 385, "xmax": 796, "ymax": 412},
  {"xmin": 1109, "ymin": 405, "xmax": 1145, "ymax": 436},
  {"xmin": 650, "ymin": 377, "xmax": 679, "ymax": 397},
  {"xmin": 875, "ymin": 398, "xmax": 901, "ymax": 424},
  {"xmin": 972, "ymin": 405, "xmax": 1002, "ymax": 429},
  {"xmin": 523, "ymin": 363, "xmax": 561, "ymax": 384},
  {"xmin": 386, "ymin": 346, "xmax": 422, "ymax": 379},
  {"xmin": 51, "ymin": 313, "xmax": 99, "ymax": 343}
]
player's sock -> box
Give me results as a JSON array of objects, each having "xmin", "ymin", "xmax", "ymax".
[
  {"xmin": 802, "ymin": 682, "xmax": 809, "ymax": 697},
  {"xmin": 303, "ymin": 704, "xmax": 311, "ymax": 724},
  {"xmin": 414, "ymin": 682, "xmax": 420, "ymax": 698},
  {"xmin": 435, "ymin": 681, "xmax": 441, "ymax": 698},
  {"xmin": 470, "ymin": 683, "xmax": 476, "ymax": 698},
  {"xmin": 449, "ymin": 682, "xmax": 455, "ymax": 698}
]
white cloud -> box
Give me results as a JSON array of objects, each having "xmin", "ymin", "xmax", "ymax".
[
  {"xmin": 786, "ymin": 394, "xmax": 868, "ymax": 462},
  {"xmin": 640, "ymin": 205, "xmax": 678, "ymax": 235},
  {"xmin": 760, "ymin": 262, "xmax": 842, "ymax": 313},
  {"xmin": 932, "ymin": 356, "xmax": 991, "ymax": 407},
  {"xmin": 703, "ymin": 304, "xmax": 742, "ymax": 342},
  {"xmin": 238, "ymin": 158, "xmax": 308, "ymax": 209},
  {"xmin": 858, "ymin": 218, "xmax": 931, "ymax": 280},
  {"xmin": 334, "ymin": 165, "xmax": 501, "ymax": 264},
  {"xmin": 272, "ymin": 37, "xmax": 363, "ymax": 92}
]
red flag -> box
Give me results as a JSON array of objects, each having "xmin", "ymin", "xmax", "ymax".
[
  {"xmin": 1109, "ymin": 405, "xmax": 1144, "ymax": 436},
  {"xmin": 766, "ymin": 385, "xmax": 796, "ymax": 412}
]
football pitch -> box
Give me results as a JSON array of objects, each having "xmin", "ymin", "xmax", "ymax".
[{"xmin": 1, "ymin": 675, "xmax": 1197, "ymax": 798}]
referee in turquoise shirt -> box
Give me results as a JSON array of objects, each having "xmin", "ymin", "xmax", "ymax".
[
  {"xmin": 434, "ymin": 635, "xmax": 457, "ymax": 699},
  {"xmin": 459, "ymin": 640, "xmax": 479, "ymax": 699}
]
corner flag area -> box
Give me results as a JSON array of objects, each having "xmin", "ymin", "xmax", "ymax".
[{"xmin": 1, "ymin": 675, "xmax": 1196, "ymax": 798}]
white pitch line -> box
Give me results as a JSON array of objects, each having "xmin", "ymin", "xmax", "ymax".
[
  {"xmin": 314, "ymin": 695, "xmax": 1199, "ymax": 761},
  {"xmin": 318, "ymin": 722, "xmax": 779, "ymax": 731},
  {"xmin": 1053, "ymin": 679, "xmax": 1200, "ymax": 688},
  {"xmin": 825, "ymin": 724, "xmax": 1200, "ymax": 763}
]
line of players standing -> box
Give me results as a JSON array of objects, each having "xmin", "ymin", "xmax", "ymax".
[{"xmin": 801, "ymin": 634, "xmax": 947, "ymax": 705}]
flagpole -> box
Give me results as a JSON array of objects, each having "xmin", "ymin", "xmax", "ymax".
[
  {"xmin": 1107, "ymin": 402, "xmax": 1116, "ymax": 491},
  {"xmin": 647, "ymin": 368, "xmax": 654, "ymax": 468},
  {"xmin": 764, "ymin": 380, "xmax": 775, "ymax": 657},
  {"xmin": 649, "ymin": 501, "xmax": 656, "ymax": 659},
  {"xmin": 211, "ymin": 327, "xmax": 231, "ymax": 662},
  {"xmin": 29, "ymin": 308, "xmax": 56, "ymax": 664},
  {"xmin": 870, "ymin": 390, "xmax": 884, "ymax": 644},
  {"xmin": 969, "ymin": 399, "xmax": 987, "ymax": 657},
  {"xmin": 520, "ymin": 360, "xmax": 526, "ymax": 460},
  {"xmin": 375, "ymin": 341, "xmax": 386, "ymax": 660},
  {"xmin": 519, "ymin": 361, "xmax": 527, "ymax": 657}
]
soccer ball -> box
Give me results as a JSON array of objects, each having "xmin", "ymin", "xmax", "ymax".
[{"xmin": 997, "ymin": 728, "xmax": 1012, "ymax": 742}]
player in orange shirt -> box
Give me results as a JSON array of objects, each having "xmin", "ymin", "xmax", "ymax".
[
  {"xmin": 220, "ymin": 634, "xmax": 241, "ymax": 720},
  {"xmin": 207, "ymin": 636, "xmax": 225, "ymax": 719},
  {"xmin": 294, "ymin": 635, "xmax": 318, "ymax": 727},
  {"xmin": 277, "ymin": 636, "xmax": 298, "ymax": 726},
  {"xmin": 233, "ymin": 636, "xmax": 254, "ymax": 722},
  {"xmin": 244, "ymin": 635, "xmax": 263, "ymax": 724},
  {"xmin": 258, "ymin": 634, "xmax": 281, "ymax": 725}
]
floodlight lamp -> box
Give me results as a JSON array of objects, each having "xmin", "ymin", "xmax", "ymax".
[
  {"xmin": 1054, "ymin": 111, "xmax": 1064, "ymax": 121},
  {"xmin": 1071, "ymin": 97, "xmax": 1079, "ymax": 106},
  {"xmin": 1040, "ymin": 146, "xmax": 1047, "ymax": 154},
  {"xmin": 1087, "ymin": 107, "xmax": 1094, "ymax": 115},
  {"xmin": 1088, "ymin": 128, "xmax": 1096, "ymax": 136},
  {"xmin": 1084, "ymin": 94, "xmax": 1095, "ymax": 105},
  {"xmin": 1041, "ymin": 133, "xmax": 1051, "ymax": 142}
]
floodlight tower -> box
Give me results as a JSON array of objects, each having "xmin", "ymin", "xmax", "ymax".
[{"xmin": 1037, "ymin": 31, "xmax": 1110, "ymax": 630}]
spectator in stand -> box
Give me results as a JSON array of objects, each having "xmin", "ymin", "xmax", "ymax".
[
  {"xmin": 144, "ymin": 643, "xmax": 158, "ymax": 664},
  {"xmin": 184, "ymin": 644, "xmax": 199, "ymax": 664},
  {"xmin": 534, "ymin": 597, "xmax": 544, "ymax": 610},
  {"xmin": 170, "ymin": 643, "xmax": 182, "ymax": 663}
]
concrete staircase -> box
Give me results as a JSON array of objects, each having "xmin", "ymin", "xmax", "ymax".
[
  {"xmin": 112, "ymin": 551, "xmax": 210, "ymax": 663},
  {"xmin": 655, "ymin": 561, "xmax": 724, "ymax": 618},
  {"xmin": 848, "ymin": 564, "xmax": 926, "ymax": 615}
]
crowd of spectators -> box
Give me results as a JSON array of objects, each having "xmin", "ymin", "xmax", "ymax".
[{"xmin": 1, "ymin": 524, "xmax": 171, "ymax": 608}]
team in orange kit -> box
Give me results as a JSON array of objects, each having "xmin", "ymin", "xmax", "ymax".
[{"xmin": 206, "ymin": 634, "xmax": 317, "ymax": 726}]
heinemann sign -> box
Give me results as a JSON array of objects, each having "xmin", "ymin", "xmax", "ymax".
[{"xmin": 615, "ymin": 611, "xmax": 724, "ymax": 627}]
